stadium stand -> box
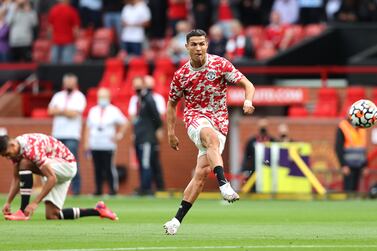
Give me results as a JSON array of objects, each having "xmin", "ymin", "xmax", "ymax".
[{"xmin": 312, "ymin": 87, "xmax": 339, "ymax": 117}]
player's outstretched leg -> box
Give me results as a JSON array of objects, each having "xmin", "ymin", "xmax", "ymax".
[
  {"xmin": 164, "ymin": 157, "xmax": 210, "ymax": 235},
  {"xmin": 45, "ymin": 201, "xmax": 118, "ymax": 220}
]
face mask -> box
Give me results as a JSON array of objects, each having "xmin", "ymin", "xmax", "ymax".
[
  {"xmin": 66, "ymin": 88, "xmax": 74, "ymax": 94},
  {"xmin": 136, "ymin": 89, "xmax": 142, "ymax": 95},
  {"xmin": 98, "ymin": 98, "xmax": 110, "ymax": 107},
  {"xmin": 259, "ymin": 127, "xmax": 267, "ymax": 135}
]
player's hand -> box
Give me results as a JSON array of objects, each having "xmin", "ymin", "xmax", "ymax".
[
  {"xmin": 24, "ymin": 202, "xmax": 38, "ymax": 217},
  {"xmin": 243, "ymin": 100, "xmax": 255, "ymax": 114},
  {"xmin": 341, "ymin": 166, "xmax": 350, "ymax": 176},
  {"xmin": 2, "ymin": 203, "xmax": 11, "ymax": 215},
  {"xmin": 168, "ymin": 134, "xmax": 179, "ymax": 151}
]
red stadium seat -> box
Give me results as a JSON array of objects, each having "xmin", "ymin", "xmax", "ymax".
[
  {"xmin": 99, "ymin": 58, "xmax": 125, "ymax": 90},
  {"xmin": 289, "ymin": 25, "xmax": 305, "ymax": 45},
  {"xmin": 31, "ymin": 108, "xmax": 49, "ymax": 119},
  {"xmin": 32, "ymin": 39, "xmax": 51, "ymax": 63},
  {"xmin": 304, "ymin": 24, "xmax": 326, "ymax": 38},
  {"xmin": 288, "ymin": 105, "xmax": 308, "ymax": 117},
  {"xmin": 312, "ymin": 88, "xmax": 339, "ymax": 117},
  {"xmin": 255, "ymin": 47, "xmax": 277, "ymax": 60},
  {"xmin": 74, "ymin": 38, "xmax": 91, "ymax": 63},
  {"xmin": 91, "ymin": 28, "xmax": 114, "ymax": 58},
  {"xmin": 245, "ymin": 26, "xmax": 266, "ymax": 50}
]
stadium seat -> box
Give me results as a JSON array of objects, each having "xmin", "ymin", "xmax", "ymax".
[
  {"xmin": 304, "ymin": 24, "xmax": 326, "ymax": 38},
  {"xmin": 312, "ymin": 88, "xmax": 339, "ymax": 117},
  {"xmin": 255, "ymin": 47, "xmax": 277, "ymax": 60},
  {"xmin": 289, "ymin": 25, "xmax": 305, "ymax": 46},
  {"xmin": 245, "ymin": 26, "xmax": 266, "ymax": 50},
  {"xmin": 91, "ymin": 28, "xmax": 114, "ymax": 58},
  {"xmin": 32, "ymin": 39, "xmax": 51, "ymax": 63},
  {"xmin": 288, "ymin": 105, "xmax": 309, "ymax": 117},
  {"xmin": 153, "ymin": 57, "xmax": 175, "ymax": 97},
  {"xmin": 339, "ymin": 86, "xmax": 366, "ymax": 117},
  {"xmin": 99, "ymin": 58, "xmax": 125, "ymax": 90},
  {"xmin": 74, "ymin": 38, "xmax": 91, "ymax": 63},
  {"xmin": 121, "ymin": 57, "xmax": 149, "ymax": 95},
  {"xmin": 371, "ymin": 88, "xmax": 377, "ymax": 105},
  {"xmin": 31, "ymin": 108, "xmax": 49, "ymax": 119}
]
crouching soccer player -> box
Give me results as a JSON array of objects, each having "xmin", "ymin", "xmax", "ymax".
[{"xmin": 0, "ymin": 133, "xmax": 118, "ymax": 221}]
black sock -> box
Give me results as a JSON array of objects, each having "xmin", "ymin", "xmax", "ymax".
[
  {"xmin": 59, "ymin": 208, "xmax": 100, "ymax": 220},
  {"xmin": 19, "ymin": 170, "xmax": 33, "ymax": 212},
  {"xmin": 175, "ymin": 200, "xmax": 192, "ymax": 223},
  {"xmin": 213, "ymin": 166, "xmax": 228, "ymax": 186}
]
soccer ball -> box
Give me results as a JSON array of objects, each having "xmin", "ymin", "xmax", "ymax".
[{"xmin": 348, "ymin": 99, "xmax": 377, "ymax": 128}]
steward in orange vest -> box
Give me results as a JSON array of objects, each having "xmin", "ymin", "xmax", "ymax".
[{"xmin": 335, "ymin": 119, "xmax": 367, "ymax": 192}]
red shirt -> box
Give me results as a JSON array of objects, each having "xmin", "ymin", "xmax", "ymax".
[
  {"xmin": 48, "ymin": 3, "xmax": 80, "ymax": 45},
  {"xmin": 265, "ymin": 24, "xmax": 290, "ymax": 48},
  {"xmin": 218, "ymin": 1, "xmax": 233, "ymax": 21},
  {"xmin": 169, "ymin": 54, "xmax": 244, "ymax": 135},
  {"xmin": 168, "ymin": 0, "xmax": 188, "ymax": 20},
  {"xmin": 15, "ymin": 133, "xmax": 76, "ymax": 168}
]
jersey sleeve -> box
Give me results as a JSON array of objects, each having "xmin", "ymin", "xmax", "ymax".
[
  {"xmin": 169, "ymin": 73, "xmax": 184, "ymax": 103},
  {"xmin": 222, "ymin": 58, "xmax": 244, "ymax": 85}
]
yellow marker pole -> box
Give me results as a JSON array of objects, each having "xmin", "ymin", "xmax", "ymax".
[
  {"xmin": 241, "ymin": 172, "xmax": 257, "ymax": 193},
  {"xmin": 289, "ymin": 146, "xmax": 326, "ymax": 195}
]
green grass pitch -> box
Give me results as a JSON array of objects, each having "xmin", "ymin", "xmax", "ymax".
[{"xmin": 1, "ymin": 196, "xmax": 377, "ymax": 251}]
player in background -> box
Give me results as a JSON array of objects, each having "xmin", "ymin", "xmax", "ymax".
[
  {"xmin": 164, "ymin": 29, "xmax": 255, "ymax": 235},
  {"xmin": 0, "ymin": 133, "xmax": 118, "ymax": 221}
]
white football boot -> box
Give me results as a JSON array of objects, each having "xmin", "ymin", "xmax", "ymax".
[
  {"xmin": 163, "ymin": 217, "xmax": 181, "ymax": 235},
  {"xmin": 220, "ymin": 182, "xmax": 240, "ymax": 203}
]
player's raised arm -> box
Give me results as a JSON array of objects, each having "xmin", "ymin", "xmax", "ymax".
[
  {"xmin": 167, "ymin": 100, "xmax": 179, "ymax": 151},
  {"xmin": 237, "ymin": 77, "xmax": 256, "ymax": 114}
]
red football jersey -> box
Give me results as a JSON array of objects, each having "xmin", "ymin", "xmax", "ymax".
[
  {"xmin": 169, "ymin": 54, "xmax": 244, "ymax": 135},
  {"xmin": 15, "ymin": 133, "xmax": 76, "ymax": 168}
]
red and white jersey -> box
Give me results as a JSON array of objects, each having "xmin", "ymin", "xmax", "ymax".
[
  {"xmin": 169, "ymin": 54, "xmax": 244, "ymax": 135},
  {"xmin": 15, "ymin": 133, "xmax": 76, "ymax": 168}
]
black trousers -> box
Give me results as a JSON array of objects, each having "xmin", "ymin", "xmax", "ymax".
[
  {"xmin": 135, "ymin": 142, "xmax": 165, "ymax": 193},
  {"xmin": 91, "ymin": 150, "xmax": 118, "ymax": 195},
  {"xmin": 343, "ymin": 168, "xmax": 362, "ymax": 192}
]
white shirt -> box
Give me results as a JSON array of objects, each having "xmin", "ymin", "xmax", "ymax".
[
  {"xmin": 87, "ymin": 104, "xmax": 127, "ymax": 150},
  {"xmin": 272, "ymin": 0, "xmax": 299, "ymax": 24},
  {"xmin": 128, "ymin": 93, "xmax": 166, "ymax": 117},
  {"xmin": 121, "ymin": 1, "xmax": 151, "ymax": 43},
  {"xmin": 79, "ymin": 0, "xmax": 102, "ymax": 10},
  {"xmin": 48, "ymin": 90, "xmax": 87, "ymax": 140}
]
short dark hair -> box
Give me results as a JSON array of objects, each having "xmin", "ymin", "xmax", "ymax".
[
  {"xmin": 0, "ymin": 135, "xmax": 9, "ymax": 155},
  {"xmin": 186, "ymin": 29, "xmax": 207, "ymax": 43}
]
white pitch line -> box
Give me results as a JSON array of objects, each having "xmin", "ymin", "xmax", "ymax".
[{"xmin": 21, "ymin": 245, "xmax": 377, "ymax": 251}]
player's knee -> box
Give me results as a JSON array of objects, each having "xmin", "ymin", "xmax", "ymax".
[{"xmin": 45, "ymin": 213, "xmax": 60, "ymax": 220}]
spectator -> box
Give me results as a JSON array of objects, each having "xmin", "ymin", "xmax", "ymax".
[
  {"xmin": 225, "ymin": 20, "xmax": 253, "ymax": 61},
  {"xmin": 121, "ymin": 0, "xmax": 151, "ymax": 57},
  {"xmin": 84, "ymin": 87, "xmax": 128, "ymax": 196},
  {"xmin": 47, "ymin": 73, "xmax": 86, "ymax": 195},
  {"xmin": 129, "ymin": 76, "xmax": 163, "ymax": 195},
  {"xmin": 167, "ymin": 0, "xmax": 188, "ymax": 35},
  {"xmin": 147, "ymin": 0, "xmax": 168, "ymax": 40},
  {"xmin": 0, "ymin": 0, "xmax": 16, "ymax": 24},
  {"xmin": 265, "ymin": 10, "xmax": 294, "ymax": 51},
  {"xmin": 335, "ymin": 118, "xmax": 368, "ymax": 193},
  {"xmin": 212, "ymin": 0, "xmax": 239, "ymax": 39},
  {"xmin": 334, "ymin": 0, "xmax": 359, "ymax": 22},
  {"xmin": 168, "ymin": 20, "xmax": 190, "ymax": 64},
  {"xmin": 0, "ymin": 9, "xmax": 9, "ymax": 62},
  {"xmin": 241, "ymin": 118, "xmax": 275, "ymax": 175},
  {"xmin": 272, "ymin": 0, "xmax": 299, "ymax": 24},
  {"xmin": 78, "ymin": 0, "xmax": 102, "ymax": 29},
  {"xmin": 325, "ymin": 0, "xmax": 342, "ymax": 22},
  {"xmin": 48, "ymin": 0, "xmax": 80, "ymax": 64},
  {"xmin": 208, "ymin": 24, "xmax": 227, "ymax": 57},
  {"xmin": 8, "ymin": 0, "xmax": 37, "ymax": 62},
  {"xmin": 298, "ymin": 0, "xmax": 325, "ymax": 24},
  {"xmin": 276, "ymin": 123, "xmax": 293, "ymax": 142},
  {"xmin": 102, "ymin": 0, "xmax": 123, "ymax": 45},
  {"xmin": 238, "ymin": 0, "xmax": 263, "ymax": 26},
  {"xmin": 33, "ymin": 0, "xmax": 58, "ymax": 15},
  {"xmin": 192, "ymin": 0, "xmax": 213, "ymax": 32}
]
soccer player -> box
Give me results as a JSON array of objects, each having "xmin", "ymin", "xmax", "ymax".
[
  {"xmin": 0, "ymin": 133, "xmax": 118, "ymax": 221},
  {"xmin": 163, "ymin": 29, "xmax": 255, "ymax": 235}
]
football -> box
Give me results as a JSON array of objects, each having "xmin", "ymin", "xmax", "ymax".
[{"xmin": 348, "ymin": 99, "xmax": 377, "ymax": 128}]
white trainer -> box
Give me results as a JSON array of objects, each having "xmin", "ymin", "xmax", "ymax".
[
  {"xmin": 219, "ymin": 182, "xmax": 240, "ymax": 203},
  {"xmin": 163, "ymin": 217, "xmax": 181, "ymax": 235}
]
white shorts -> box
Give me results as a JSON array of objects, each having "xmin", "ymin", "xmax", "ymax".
[
  {"xmin": 187, "ymin": 117, "xmax": 226, "ymax": 157},
  {"xmin": 42, "ymin": 159, "xmax": 77, "ymax": 210}
]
